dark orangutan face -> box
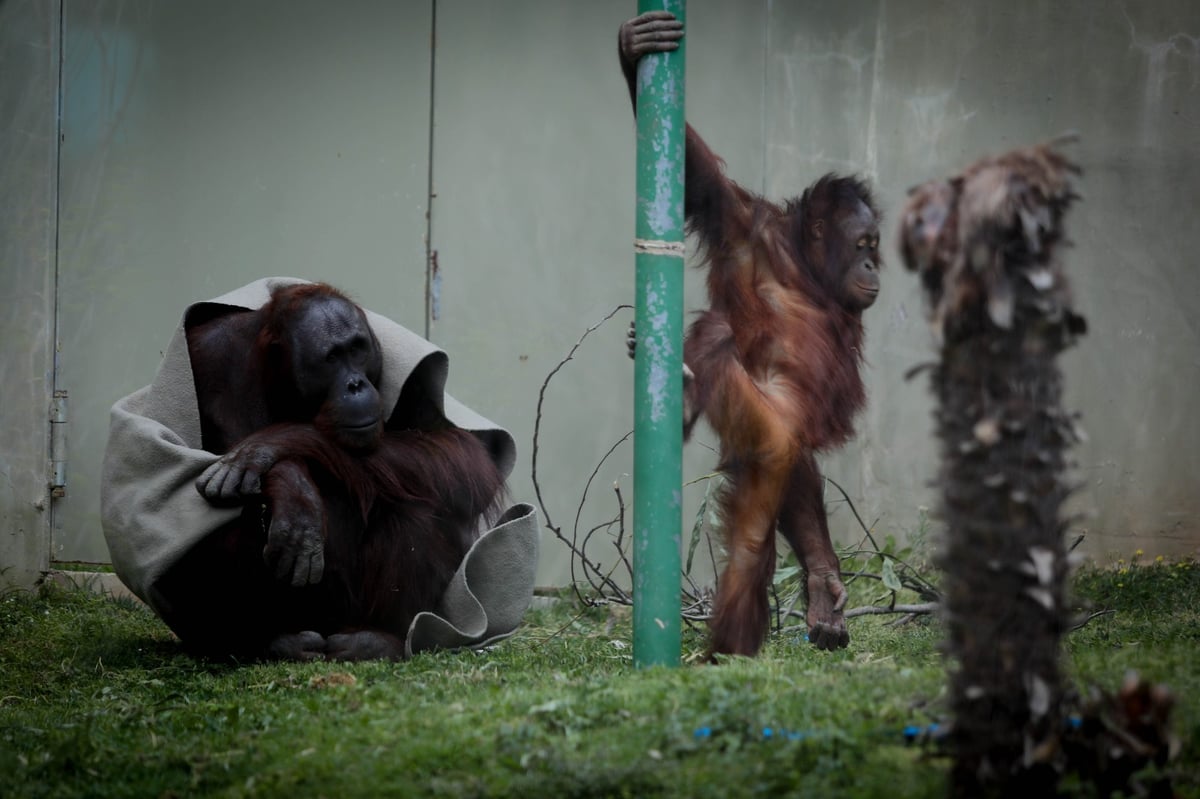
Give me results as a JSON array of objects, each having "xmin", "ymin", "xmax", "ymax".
[
  {"xmin": 834, "ymin": 199, "xmax": 882, "ymax": 311},
  {"xmin": 286, "ymin": 294, "xmax": 385, "ymax": 449}
]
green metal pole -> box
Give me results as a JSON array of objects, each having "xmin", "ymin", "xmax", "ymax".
[{"xmin": 632, "ymin": 0, "xmax": 685, "ymax": 669}]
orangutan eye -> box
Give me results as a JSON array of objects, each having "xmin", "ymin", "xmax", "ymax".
[{"xmin": 856, "ymin": 238, "xmax": 868, "ymax": 250}]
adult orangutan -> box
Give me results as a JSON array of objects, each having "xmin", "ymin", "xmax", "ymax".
[
  {"xmin": 620, "ymin": 12, "xmax": 882, "ymax": 656},
  {"xmin": 155, "ymin": 282, "xmax": 506, "ymax": 661}
]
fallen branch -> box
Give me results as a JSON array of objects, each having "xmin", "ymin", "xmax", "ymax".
[
  {"xmin": 845, "ymin": 602, "xmax": 937, "ymax": 619},
  {"xmin": 1070, "ymin": 608, "xmax": 1115, "ymax": 631},
  {"xmin": 783, "ymin": 602, "xmax": 937, "ymax": 627}
]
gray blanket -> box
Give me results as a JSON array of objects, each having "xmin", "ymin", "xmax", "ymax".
[{"xmin": 101, "ymin": 277, "xmax": 538, "ymax": 657}]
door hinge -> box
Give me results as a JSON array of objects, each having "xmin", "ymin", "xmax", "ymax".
[{"xmin": 49, "ymin": 390, "xmax": 68, "ymax": 498}]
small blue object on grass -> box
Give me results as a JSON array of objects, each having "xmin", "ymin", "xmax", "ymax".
[
  {"xmin": 689, "ymin": 718, "xmax": 1097, "ymax": 749},
  {"xmin": 693, "ymin": 716, "xmax": 1081, "ymax": 748},
  {"xmin": 693, "ymin": 725, "xmax": 808, "ymax": 742},
  {"xmin": 902, "ymin": 722, "xmax": 941, "ymax": 743}
]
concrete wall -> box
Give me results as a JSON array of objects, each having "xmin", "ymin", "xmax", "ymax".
[
  {"xmin": 1, "ymin": 0, "xmax": 1197, "ymax": 591},
  {"xmin": 0, "ymin": 0, "xmax": 59, "ymax": 587},
  {"xmin": 758, "ymin": 0, "xmax": 1200, "ymax": 559}
]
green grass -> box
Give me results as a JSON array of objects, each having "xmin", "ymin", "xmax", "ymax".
[{"xmin": 1, "ymin": 560, "xmax": 1197, "ymax": 798}]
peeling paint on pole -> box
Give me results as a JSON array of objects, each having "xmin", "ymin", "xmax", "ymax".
[
  {"xmin": 632, "ymin": 0, "xmax": 685, "ymax": 669},
  {"xmin": 641, "ymin": 280, "xmax": 677, "ymax": 423},
  {"xmin": 645, "ymin": 121, "xmax": 680, "ymax": 236}
]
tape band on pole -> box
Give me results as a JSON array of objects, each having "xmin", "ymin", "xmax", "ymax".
[{"xmin": 634, "ymin": 239, "xmax": 686, "ymax": 257}]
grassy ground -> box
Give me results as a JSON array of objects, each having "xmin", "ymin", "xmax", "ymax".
[{"xmin": 1, "ymin": 559, "xmax": 1196, "ymax": 798}]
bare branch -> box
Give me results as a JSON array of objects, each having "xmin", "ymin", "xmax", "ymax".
[
  {"xmin": 826, "ymin": 474, "xmax": 942, "ymax": 601},
  {"xmin": 531, "ymin": 303, "xmax": 632, "ymax": 534},
  {"xmin": 780, "ymin": 603, "xmax": 936, "ymax": 633},
  {"xmin": 844, "ymin": 602, "xmax": 937, "ymax": 619},
  {"xmin": 530, "ymin": 304, "xmax": 633, "ymax": 605},
  {"xmin": 572, "ymin": 431, "xmax": 633, "ymax": 571},
  {"xmin": 1070, "ymin": 609, "xmax": 1115, "ymax": 631},
  {"xmin": 824, "ymin": 475, "xmax": 883, "ymax": 553}
]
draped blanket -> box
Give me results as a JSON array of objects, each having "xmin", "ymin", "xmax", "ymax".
[{"xmin": 101, "ymin": 277, "xmax": 539, "ymax": 656}]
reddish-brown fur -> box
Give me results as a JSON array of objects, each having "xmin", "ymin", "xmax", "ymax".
[
  {"xmin": 157, "ymin": 284, "xmax": 504, "ymax": 661},
  {"xmin": 683, "ymin": 133, "xmax": 878, "ymax": 657}
]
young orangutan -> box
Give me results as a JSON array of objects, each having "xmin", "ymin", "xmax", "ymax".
[{"xmin": 620, "ymin": 12, "xmax": 882, "ymax": 655}]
